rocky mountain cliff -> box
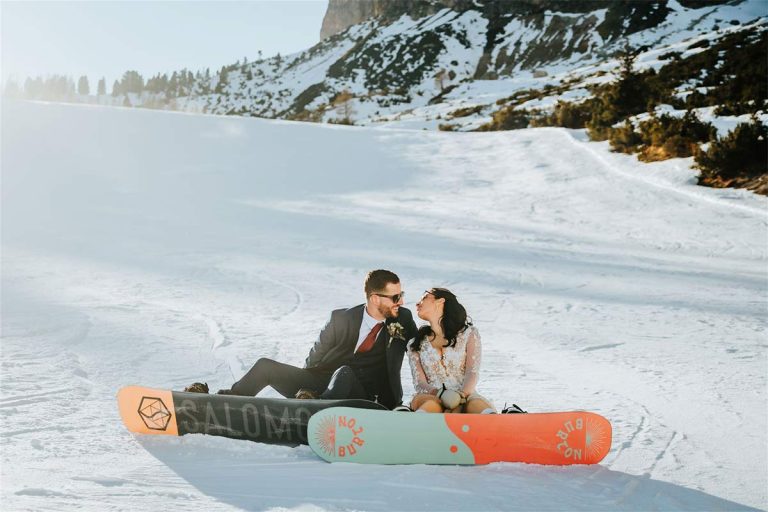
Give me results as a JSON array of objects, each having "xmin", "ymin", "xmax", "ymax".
[
  {"xmin": 319, "ymin": 0, "xmax": 737, "ymax": 42},
  {"xmin": 320, "ymin": 0, "xmax": 466, "ymax": 39}
]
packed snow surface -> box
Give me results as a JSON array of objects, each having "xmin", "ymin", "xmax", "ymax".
[{"xmin": 2, "ymin": 101, "xmax": 766, "ymax": 511}]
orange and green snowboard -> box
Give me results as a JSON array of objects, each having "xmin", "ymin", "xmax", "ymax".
[{"xmin": 308, "ymin": 407, "xmax": 611, "ymax": 465}]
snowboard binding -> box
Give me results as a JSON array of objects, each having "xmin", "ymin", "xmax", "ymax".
[
  {"xmin": 183, "ymin": 382, "xmax": 209, "ymax": 394},
  {"xmin": 501, "ymin": 403, "xmax": 527, "ymax": 414}
]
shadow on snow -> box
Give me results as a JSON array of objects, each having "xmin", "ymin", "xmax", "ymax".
[{"xmin": 138, "ymin": 435, "xmax": 759, "ymax": 512}]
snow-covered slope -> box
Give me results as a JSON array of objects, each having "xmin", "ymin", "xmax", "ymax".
[{"xmin": 2, "ymin": 100, "xmax": 766, "ymax": 511}]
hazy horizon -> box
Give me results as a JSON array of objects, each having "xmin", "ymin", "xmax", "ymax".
[{"xmin": 1, "ymin": 0, "xmax": 329, "ymax": 91}]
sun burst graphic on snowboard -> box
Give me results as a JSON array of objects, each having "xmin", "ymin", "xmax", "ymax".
[
  {"xmin": 585, "ymin": 416, "xmax": 611, "ymax": 463},
  {"xmin": 313, "ymin": 415, "xmax": 336, "ymax": 456}
]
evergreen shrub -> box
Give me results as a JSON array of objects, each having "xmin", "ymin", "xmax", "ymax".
[
  {"xmin": 531, "ymin": 100, "xmax": 595, "ymax": 129},
  {"xmin": 478, "ymin": 106, "xmax": 531, "ymax": 131},
  {"xmin": 696, "ymin": 119, "xmax": 767, "ymax": 193}
]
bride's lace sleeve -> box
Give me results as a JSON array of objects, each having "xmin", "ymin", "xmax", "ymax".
[
  {"xmin": 408, "ymin": 341, "xmax": 438, "ymax": 395},
  {"xmin": 461, "ymin": 326, "xmax": 481, "ymax": 395}
]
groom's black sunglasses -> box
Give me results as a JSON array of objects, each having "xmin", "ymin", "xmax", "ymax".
[{"xmin": 374, "ymin": 292, "xmax": 405, "ymax": 303}]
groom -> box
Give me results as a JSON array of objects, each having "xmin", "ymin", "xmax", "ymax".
[{"xmin": 210, "ymin": 269, "xmax": 417, "ymax": 409}]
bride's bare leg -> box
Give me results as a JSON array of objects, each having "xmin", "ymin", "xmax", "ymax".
[
  {"xmin": 410, "ymin": 393, "xmax": 444, "ymax": 413},
  {"xmin": 465, "ymin": 397, "xmax": 495, "ymax": 414}
]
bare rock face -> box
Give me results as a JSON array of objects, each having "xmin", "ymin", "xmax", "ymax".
[
  {"xmin": 320, "ymin": 0, "xmax": 379, "ymax": 40},
  {"xmin": 317, "ymin": 0, "xmax": 631, "ymax": 41},
  {"xmin": 319, "ymin": 0, "xmax": 736, "ymax": 40},
  {"xmin": 320, "ymin": 0, "xmax": 467, "ymax": 40}
]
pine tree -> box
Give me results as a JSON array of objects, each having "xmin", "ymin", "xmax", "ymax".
[
  {"xmin": 112, "ymin": 80, "xmax": 121, "ymax": 97},
  {"xmin": 43, "ymin": 75, "xmax": 75, "ymax": 99},
  {"xmin": 202, "ymin": 68, "xmax": 212, "ymax": 94},
  {"xmin": 185, "ymin": 70, "xmax": 194, "ymax": 95},
  {"xmin": 215, "ymin": 67, "xmax": 229, "ymax": 94},
  {"xmin": 25, "ymin": 77, "xmax": 42, "ymax": 99},
  {"xmin": 587, "ymin": 46, "xmax": 656, "ymax": 140},
  {"xmin": 97, "ymin": 77, "xmax": 106, "ymax": 95},
  {"xmin": 3, "ymin": 79, "xmax": 21, "ymax": 98},
  {"xmin": 169, "ymin": 71, "xmax": 179, "ymax": 98},
  {"xmin": 77, "ymin": 75, "xmax": 90, "ymax": 95},
  {"xmin": 120, "ymin": 70, "xmax": 144, "ymax": 94}
]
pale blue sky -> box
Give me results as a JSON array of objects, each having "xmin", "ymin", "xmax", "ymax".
[{"xmin": 1, "ymin": 0, "xmax": 329, "ymax": 89}]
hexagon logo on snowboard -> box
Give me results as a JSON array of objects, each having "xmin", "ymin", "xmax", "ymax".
[{"xmin": 138, "ymin": 396, "xmax": 172, "ymax": 431}]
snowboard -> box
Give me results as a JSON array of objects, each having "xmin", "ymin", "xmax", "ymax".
[
  {"xmin": 308, "ymin": 407, "xmax": 611, "ymax": 465},
  {"xmin": 117, "ymin": 386, "xmax": 386, "ymax": 447}
]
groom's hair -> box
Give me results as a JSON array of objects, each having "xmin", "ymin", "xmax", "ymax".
[{"xmin": 364, "ymin": 269, "xmax": 400, "ymax": 297}]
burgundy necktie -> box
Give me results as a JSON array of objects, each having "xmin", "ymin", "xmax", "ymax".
[{"xmin": 357, "ymin": 322, "xmax": 384, "ymax": 354}]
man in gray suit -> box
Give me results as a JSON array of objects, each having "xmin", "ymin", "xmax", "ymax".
[{"xmin": 211, "ymin": 269, "xmax": 417, "ymax": 409}]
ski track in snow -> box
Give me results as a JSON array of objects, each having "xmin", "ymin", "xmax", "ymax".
[
  {"xmin": 1, "ymin": 101, "xmax": 766, "ymax": 511},
  {"xmin": 562, "ymin": 129, "xmax": 768, "ymax": 219}
]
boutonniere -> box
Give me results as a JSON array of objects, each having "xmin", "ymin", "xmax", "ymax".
[{"xmin": 387, "ymin": 322, "xmax": 406, "ymax": 342}]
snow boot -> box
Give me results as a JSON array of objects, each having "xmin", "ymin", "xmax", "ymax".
[
  {"xmin": 501, "ymin": 403, "xmax": 527, "ymax": 414},
  {"xmin": 295, "ymin": 389, "xmax": 319, "ymax": 399},
  {"xmin": 184, "ymin": 382, "xmax": 209, "ymax": 394}
]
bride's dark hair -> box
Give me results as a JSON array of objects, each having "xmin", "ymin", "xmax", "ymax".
[{"xmin": 410, "ymin": 288, "xmax": 472, "ymax": 352}]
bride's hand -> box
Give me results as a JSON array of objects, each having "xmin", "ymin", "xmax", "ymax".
[{"xmin": 438, "ymin": 384, "xmax": 466, "ymax": 410}]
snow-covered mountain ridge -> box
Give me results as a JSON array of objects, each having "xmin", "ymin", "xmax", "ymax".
[
  {"xmin": 151, "ymin": 0, "xmax": 766, "ymax": 127},
  {"xmin": 11, "ymin": 1, "xmax": 765, "ymax": 137}
]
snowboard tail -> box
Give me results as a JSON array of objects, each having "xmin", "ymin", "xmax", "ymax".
[
  {"xmin": 117, "ymin": 386, "xmax": 386, "ymax": 446},
  {"xmin": 308, "ymin": 407, "xmax": 611, "ymax": 465}
]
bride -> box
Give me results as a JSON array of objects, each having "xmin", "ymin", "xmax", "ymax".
[{"xmin": 406, "ymin": 288, "xmax": 495, "ymax": 414}]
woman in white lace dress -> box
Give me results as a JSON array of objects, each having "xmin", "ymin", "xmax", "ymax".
[{"xmin": 407, "ymin": 288, "xmax": 495, "ymax": 414}]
